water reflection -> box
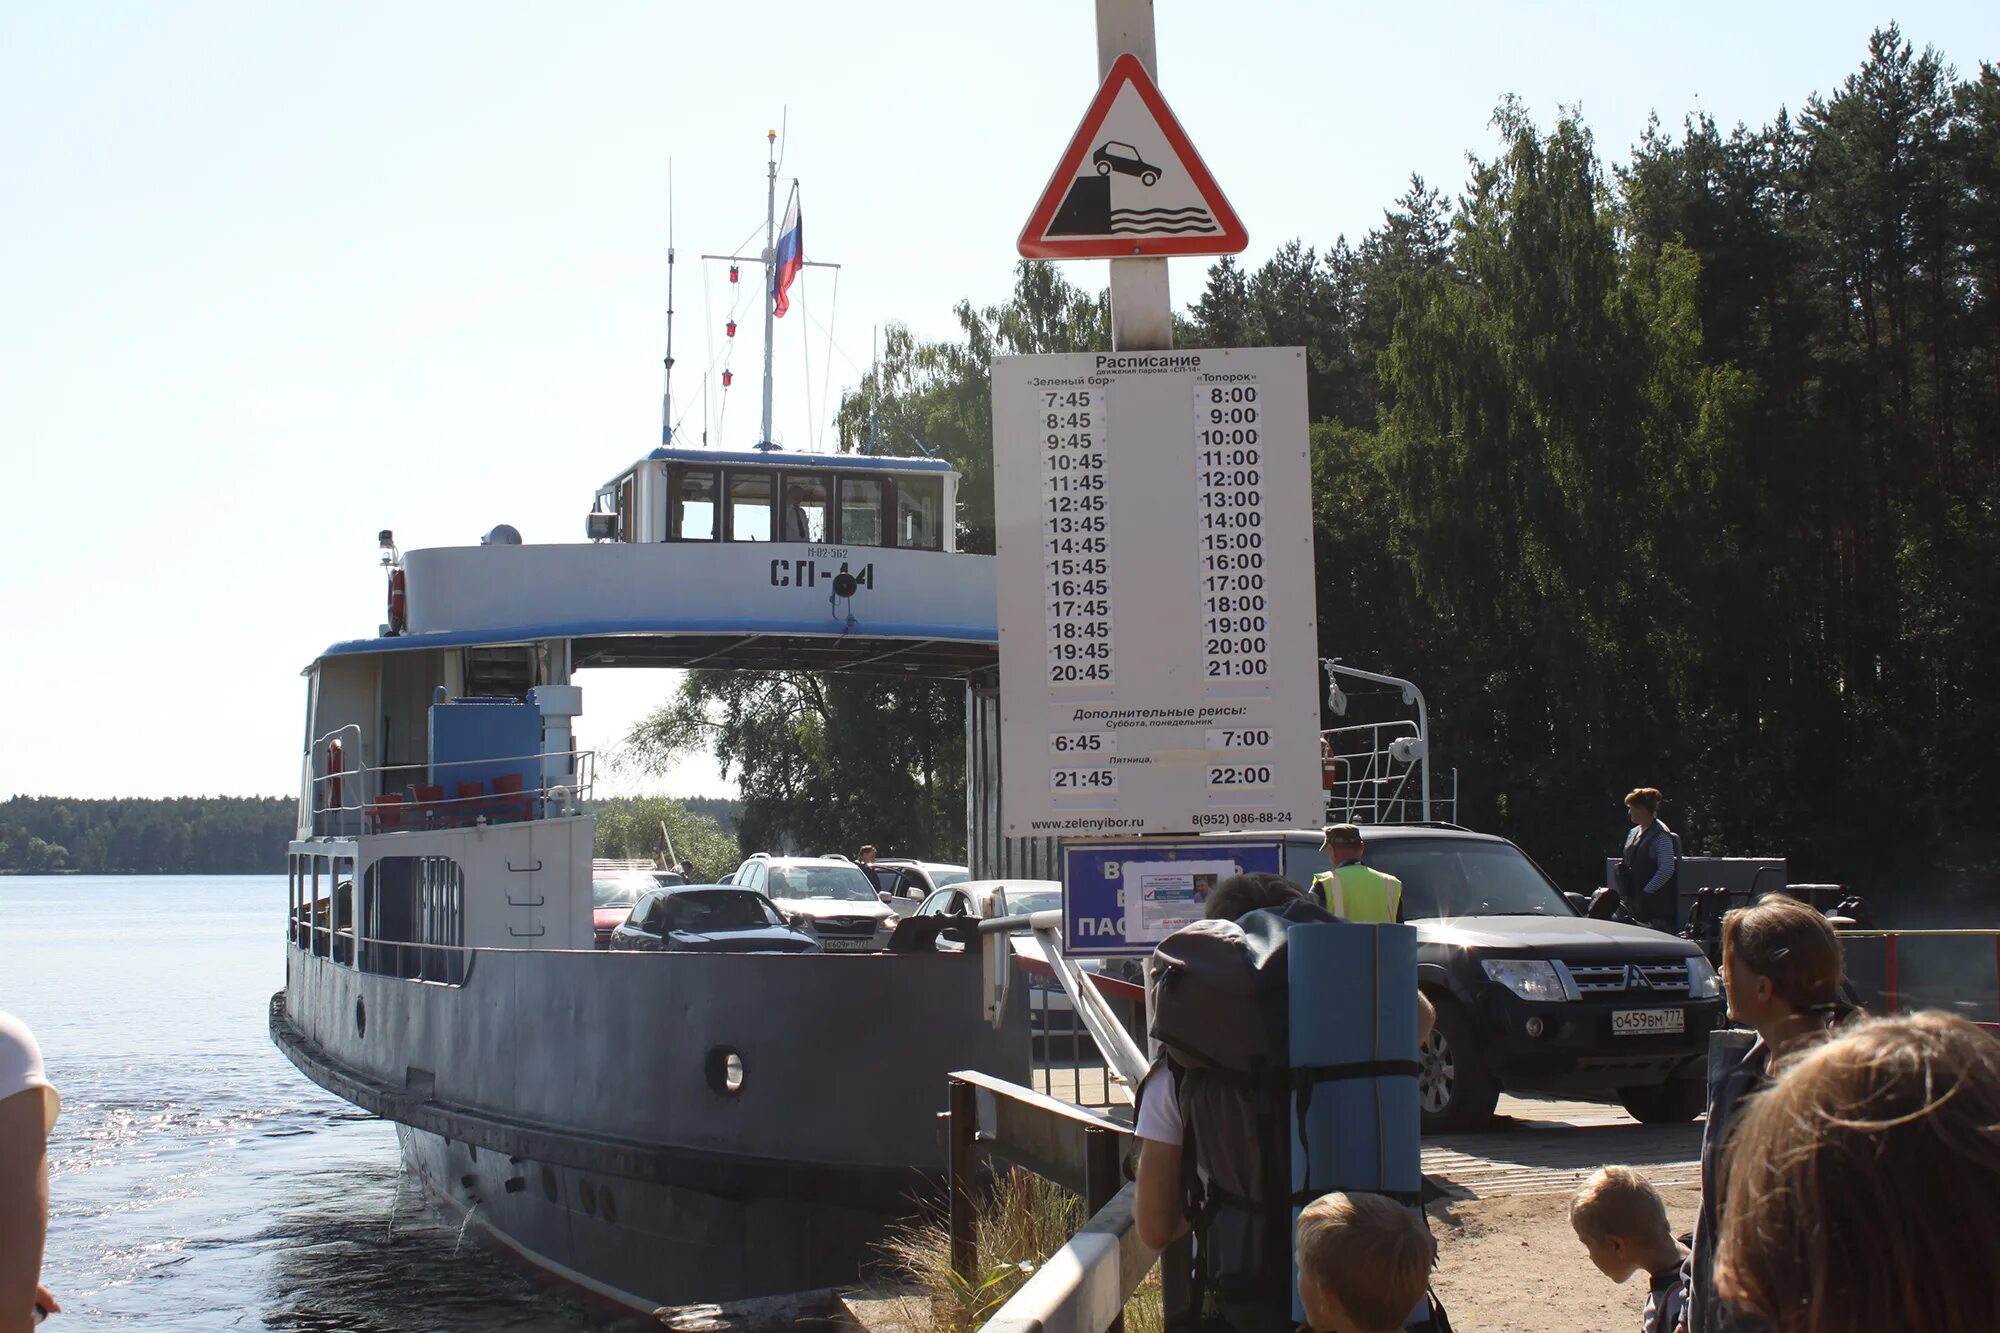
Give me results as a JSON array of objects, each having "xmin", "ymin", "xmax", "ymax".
[
  {"xmin": 4, "ymin": 877, "xmax": 651, "ymax": 1330},
  {"xmin": 258, "ymin": 1155, "xmax": 648, "ymax": 1333}
]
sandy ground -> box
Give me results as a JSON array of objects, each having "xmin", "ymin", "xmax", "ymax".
[
  {"xmin": 1418, "ymin": 1096, "xmax": 1703, "ymax": 1332},
  {"xmin": 829, "ymin": 1096, "xmax": 1703, "ymax": 1333},
  {"xmin": 1427, "ymin": 1183, "xmax": 1698, "ymax": 1333}
]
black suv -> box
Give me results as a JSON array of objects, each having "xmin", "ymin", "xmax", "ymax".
[{"xmin": 1271, "ymin": 826, "xmax": 1724, "ymax": 1131}]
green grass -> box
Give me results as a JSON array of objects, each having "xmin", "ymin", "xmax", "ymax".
[{"xmin": 874, "ymin": 1167, "xmax": 1164, "ymax": 1333}]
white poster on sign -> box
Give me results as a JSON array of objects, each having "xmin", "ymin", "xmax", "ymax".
[
  {"xmin": 992, "ymin": 347, "xmax": 1322, "ymax": 836},
  {"xmin": 1121, "ymin": 858, "xmax": 1240, "ymax": 946}
]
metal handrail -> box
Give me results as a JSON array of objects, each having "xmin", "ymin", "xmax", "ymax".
[
  {"xmin": 1318, "ymin": 662, "xmax": 1446, "ymax": 824},
  {"xmin": 305, "ymin": 739, "xmax": 597, "ymax": 835},
  {"xmin": 946, "ymin": 1071, "xmax": 1164, "ymax": 1333},
  {"xmin": 980, "ymin": 910, "xmax": 1148, "ymax": 1104}
]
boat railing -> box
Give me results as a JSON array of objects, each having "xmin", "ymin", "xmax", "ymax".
[
  {"xmin": 289, "ymin": 915, "xmax": 479, "ymax": 986},
  {"xmin": 307, "ymin": 728, "xmax": 597, "ymax": 837},
  {"xmin": 1320, "ymin": 721, "xmax": 1458, "ymax": 826}
]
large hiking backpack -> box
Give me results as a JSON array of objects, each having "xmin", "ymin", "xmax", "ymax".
[
  {"xmin": 1150, "ymin": 901, "xmax": 1451, "ymax": 1333},
  {"xmin": 1150, "ymin": 900, "xmax": 1328, "ymax": 1333}
]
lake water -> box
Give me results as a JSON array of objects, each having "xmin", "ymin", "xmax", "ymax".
[{"xmin": 1, "ymin": 875, "xmax": 650, "ymax": 1332}]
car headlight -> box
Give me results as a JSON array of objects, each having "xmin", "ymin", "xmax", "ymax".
[
  {"xmin": 1481, "ymin": 959, "xmax": 1573, "ymax": 1002},
  {"xmin": 1687, "ymin": 954, "xmax": 1722, "ymax": 999}
]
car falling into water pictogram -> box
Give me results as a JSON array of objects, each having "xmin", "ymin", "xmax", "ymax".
[{"xmin": 1092, "ymin": 140, "xmax": 1160, "ymax": 186}]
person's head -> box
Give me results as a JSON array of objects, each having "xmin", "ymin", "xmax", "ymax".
[
  {"xmin": 1202, "ymin": 872, "xmax": 1306, "ymax": 922},
  {"xmin": 1716, "ymin": 1011, "xmax": 2000, "ymax": 1333},
  {"xmin": 1321, "ymin": 824, "xmax": 1365, "ymax": 864},
  {"xmin": 1624, "ymin": 787, "xmax": 1662, "ymax": 826},
  {"xmin": 1719, "ymin": 894, "xmax": 1844, "ymax": 1034},
  {"xmin": 1295, "ymin": 1191, "xmax": 1434, "ymax": 1333},
  {"xmin": 856, "ymin": 844, "xmax": 876, "ymax": 864},
  {"xmin": 786, "ymin": 485, "xmax": 803, "ymax": 505},
  {"xmin": 1569, "ymin": 1166, "xmax": 1676, "ymax": 1283}
]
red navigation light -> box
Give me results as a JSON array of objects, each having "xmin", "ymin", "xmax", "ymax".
[
  {"xmin": 726, "ymin": 319, "xmax": 737, "ymax": 338},
  {"xmin": 728, "ymin": 265, "xmax": 740, "ymax": 284},
  {"xmin": 722, "ymin": 369, "xmax": 733, "ymax": 387}
]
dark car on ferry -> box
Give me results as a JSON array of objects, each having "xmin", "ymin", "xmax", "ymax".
[
  {"xmin": 608, "ymin": 884, "xmax": 820, "ymax": 954},
  {"xmin": 1269, "ymin": 826, "xmax": 1724, "ymax": 1132},
  {"xmin": 592, "ymin": 870, "xmax": 686, "ymax": 948}
]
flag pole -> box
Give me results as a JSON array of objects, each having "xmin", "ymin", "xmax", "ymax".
[
  {"xmin": 662, "ymin": 159, "xmax": 677, "ymax": 447},
  {"xmin": 759, "ymin": 129, "xmax": 779, "ymax": 449}
]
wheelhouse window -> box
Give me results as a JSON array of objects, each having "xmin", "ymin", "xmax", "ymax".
[
  {"xmin": 728, "ymin": 472, "xmax": 774, "ymax": 541},
  {"xmin": 779, "ymin": 477, "xmax": 827, "ymax": 543},
  {"xmin": 838, "ymin": 477, "xmax": 885, "ymax": 546},
  {"xmin": 897, "ymin": 475, "xmax": 943, "ymax": 550},
  {"xmin": 672, "ymin": 469, "xmax": 718, "ymax": 540}
]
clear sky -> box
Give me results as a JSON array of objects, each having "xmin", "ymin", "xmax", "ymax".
[{"xmin": 2, "ymin": 2, "xmax": 1991, "ymax": 801}]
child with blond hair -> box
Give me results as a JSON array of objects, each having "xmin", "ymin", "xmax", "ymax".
[
  {"xmin": 1570, "ymin": 1166, "xmax": 1687, "ymax": 1333},
  {"xmin": 1293, "ymin": 1191, "xmax": 1434, "ymax": 1333}
]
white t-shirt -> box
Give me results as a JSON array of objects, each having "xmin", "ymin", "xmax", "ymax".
[
  {"xmin": 0, "ymin": 1010, "xmax": 59, "ymax": 1131},
  {"xmin": 1135, "ymin": 1063, "xmax": 1183, "ymax": 1145}
]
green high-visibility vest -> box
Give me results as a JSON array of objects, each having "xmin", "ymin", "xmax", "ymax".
[{"xmin": 1310, "ymin": 863, "xmax": 1402, "ymax": 923}]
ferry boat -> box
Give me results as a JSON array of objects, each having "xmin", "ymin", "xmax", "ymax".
[{"xmin": 270, "ymin": 141, "xmax": 1027, "ymax": 1311}]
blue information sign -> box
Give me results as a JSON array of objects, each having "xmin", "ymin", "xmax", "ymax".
[{"xmin": 1061, "ymin": 836, "xmax": 1285, "ymax": 958}]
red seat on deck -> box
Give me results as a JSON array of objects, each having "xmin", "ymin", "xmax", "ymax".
[
  {"xmin": 367, "ymin": 793, "xmax": 407, "ymax": 833},
  {"xmin": 490, "ymin": 772, "xmax": 534, "ymax": 822},
  {"xmin": 452, "ymin": 781, "xmax": 485, "ymax": 828},
  {"xmin": 413, "ymin": 784, "xmax": 445, "ymax": 827}
]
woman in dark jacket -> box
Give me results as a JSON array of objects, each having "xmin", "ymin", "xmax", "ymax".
[
  {"xmin": 1685, "ymin": 895, "xmax": 1855, "ymax": 1333},
  {"xmin": 1617, "ymin": 787, "xmax": 1679, "ymax": 932}
]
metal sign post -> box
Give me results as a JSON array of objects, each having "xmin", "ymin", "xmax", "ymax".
[
  {"xmin": 1001, "ymin": 1, "xmax": 1293, "ymax": 971},
  {"xmin": 1098, "ymin": 0, "xmax": 1167, "ymax": 352}
]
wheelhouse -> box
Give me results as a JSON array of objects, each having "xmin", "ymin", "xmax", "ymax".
[{"xmin": 591, "ymin": 447, "xmax": 958, "ymax": 551}]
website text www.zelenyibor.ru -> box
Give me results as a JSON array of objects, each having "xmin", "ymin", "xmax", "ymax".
[{"xmin": 1028, "ymin": 816, "xmax": 1146, "ymax": 832}]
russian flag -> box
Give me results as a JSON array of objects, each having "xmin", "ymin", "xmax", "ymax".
[{"xmin": 771, "ymin": 189, "xmax": 803, "ymax": 318}]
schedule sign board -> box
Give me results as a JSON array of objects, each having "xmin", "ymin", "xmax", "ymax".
[
  {"xmin": 1061, "ymin": 836, "xmax": 1285, "ymax": 958},
  {"xmin": 993, "ymin": 347, "xmax": 1321, "ymax": 837}
]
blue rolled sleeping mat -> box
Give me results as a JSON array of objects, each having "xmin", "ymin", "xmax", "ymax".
[{"xmin": 1287, "ymin": 921, "xmax": 1427, "ymax": 1326}]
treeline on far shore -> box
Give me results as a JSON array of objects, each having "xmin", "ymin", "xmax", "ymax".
[
  {"xmin": 1, "ymin": 793, "xmax": 750, "ymax": 876},
  {"xmin": 1, "ymin": 795, "xmax": 295, "ymax": 875}
]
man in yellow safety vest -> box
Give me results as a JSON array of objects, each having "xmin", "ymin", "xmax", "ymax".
[{"xmin": 1310, "ymin": 824, "xmax": 1403, "ymax": 923}]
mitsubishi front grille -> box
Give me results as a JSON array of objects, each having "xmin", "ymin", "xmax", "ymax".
[{"xmin": 1559, "ymin": 960, "xmax": 1691, "ymax": 996}]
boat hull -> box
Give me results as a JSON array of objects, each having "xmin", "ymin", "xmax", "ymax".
[
  {"xmin": 273, "ymin": 943, "xmax": 1029, "ymax": 1306},
  {"xmin": 393, "ymin": 1122, "xmax": 906, "ymax": 1310}
]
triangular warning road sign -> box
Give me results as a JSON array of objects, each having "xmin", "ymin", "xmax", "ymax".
[{"xmin": 1019, "ymin": 53, "xmax": 1248, "ymax": 260}]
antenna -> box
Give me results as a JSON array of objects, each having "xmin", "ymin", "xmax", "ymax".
[
  {"xmin": 661, "ymin": 159, "xmax": 677, "ymax": 447},
  {"xmin": 868, "ymin": 325, "xmax": 880, "ymax": 456}
]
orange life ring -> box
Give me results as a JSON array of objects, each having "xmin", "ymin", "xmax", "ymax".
[
  {"xmin": 387, "ymin": 568, "xmax": 408, "ymax": 635},
  {"xmin": 327, "ymin": 738, "xmax": 345, "ymax": 809}
]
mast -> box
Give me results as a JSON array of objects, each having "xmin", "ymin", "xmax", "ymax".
[
  {"xmin": 698, "ymin": 127, "xmax": 837, "ymax": 452},
  {"xmin": 760, "ymin": 128, "xmax": 778, "ymax": 448},
  {"xmin": 661, "ymin": 161, "xmax": 676, "ymax": 447}
]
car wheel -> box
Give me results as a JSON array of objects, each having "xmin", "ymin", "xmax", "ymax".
[
  {"xmin": 1096, "ymin": 161, "xmax": 1111, "ymax": 175},
  {"xmin": 1140, "ymin": 171, "xmax": 1158, "ymax": 186},
  {"xmin": 1618, "ymin": 1076, "xmax": 1707, "ymax": 1124},
  {"xmin": 1419, "ymin": 995, "xmax": 1500, "ymax": 1133}
]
